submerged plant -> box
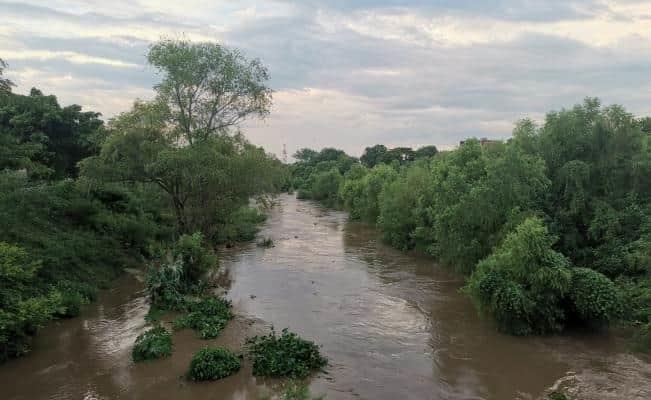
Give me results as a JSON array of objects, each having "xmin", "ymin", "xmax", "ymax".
[
  {"xmin": 281, "ymin": 382, "xmax": 325, "ymax": 400},
  {"xmin": 132, "ymin": 325, "xmax": 172, "ymax": 362},
  {"xmin": 246, "ymin": 328, "xmax": 327, "ymax": 378},
  {"xmin": 257, "ymin": 237, "xmax": 275, "ymax": 248},
  {"xmin": 187, "ymin": 347, "xmax": 241, "ymax": 381},
  {"xmin": 173, "ymin": 297, "xmax": 233, "ymax": 339},
  {"xmin": 145, "ymin": 257, "xmax": 185, "ymax": 310}
]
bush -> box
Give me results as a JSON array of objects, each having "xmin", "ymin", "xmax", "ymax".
[
  {"xmin": 145, "ymin": 258, "xmax": 185, "ymax": 310},
  {"xmin": 174, "ymin": 232, "xmax": 217, "ymax": 283},
  {"xmin": 132, "ymin": 325, "xmax": 172, "ymax": 362},
  {"xmin": 569, "ymin": 267, "xmax": 621, "ymax": 325},
  {"xmin": 377, "ymin": 165, "xmax": 430, "ymax": 251},
  {"xmin": 0, "ymin": 242, "xmax": 59, "ymax": 361},
  {"xmin": 213, "ymin": 206, "xmax": 267, "ymax": 244},
  {"xmin": 310, "ymin": 168, "xmax": 343, "ymax": 207},
  {"xmin": 465, "ymin": 218, "xmax": 572, "ymax": 335},
  {"xmin": 281, "ymin": 382, "xmax": 325, "ymax": 400},
  {"xmin": 246, "ymin": 328, "xmax": 327, "ymax": 378},
  {"xmin": 54, "ymin": 281, "xmax": 98, "ymax": 318},
  {"xmin": 173, "ymin": 297, "xmax": 233, "ymax": 339},
  {"xmin": 257, "ymin": 237, "xmax": 274, "ymax": 248},
  {"xmin": 187, "ymin": 347, "xmax": 241, "ymax": 381}
]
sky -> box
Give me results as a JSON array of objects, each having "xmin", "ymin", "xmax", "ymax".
[{"xmin": 1, "ymin": 1, "xmax": 651, "ymax": 157}]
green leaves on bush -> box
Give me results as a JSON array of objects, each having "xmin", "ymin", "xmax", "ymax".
[
  {"xmin": 174, "ymin": 232, "xmax": 217, "ymax": 284},
  {"xmin": 187, "ymin": 347, "xmax": 241, "ymax": 381},
  {"xmin": 466, "ymin": 218, "xmax": 573, "ymax": 335},
  {"xmin": 132, "ymin": 325, "xmax": 172, "ymax": 362},
  {"xmin": 246, "ymin": 328, "xmax": 327, "ymax": 378},
  {"xmin": 280, "ymin": 382, "xmax": 325, "ymax": 400},
  {"xmin": 173, "ymin": 297, "xmax": 233, "ymax": 339},
  {"xmin": 213, "ymin": 206, "xmax": 267, "ymax": 245},
  {"xmin": 145, "ymin": 258, "xmax": 185, "ymax": 311},
  {"xmin": 54, "ymin": 281, "xmax": 98, "ymax": 318},
  {"xmin": 569, "ymin": 268, "xmax": 622, "ymax": 324},
  {"xmin": 467, "ymin": 218, "xmax": 623, "ymax": 335}
]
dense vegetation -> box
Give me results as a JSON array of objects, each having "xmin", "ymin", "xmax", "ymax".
[
  {"xmin": 173, "ymin": 297, "xmax": 234, "ymax": 339},
  {"xmin": 0, "ymin": 39, "xmax": 284, "ymax": 363},
  {"xmin": 187, "ymin": 347, "xmax": 241, "ymax": 381},
  {"xmin": 291, "ymin": 99, "xmax": 650, "ymax": 347},
  {"xmin": 246, "ymin": 328, "xmax": 328, "ymax": 378},
  {"xmin": 132, "ymin": 325, "xmax": 173, "ymax": 362}
]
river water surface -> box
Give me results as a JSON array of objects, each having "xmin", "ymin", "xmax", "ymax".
[{"xmin": 1, "ymin": 194, "xmax": 649, "ymax": 400}]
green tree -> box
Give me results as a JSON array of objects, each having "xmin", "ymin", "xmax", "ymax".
[
  {"xmin": 148, "ymin": 39, "xmax": 272, "ymax": 144},
  {"xmin": 465, "ymin": 217, "xmax": 573, "ymax": 335},
  {"xmin": 0, "ymin": 58, "xmax": 13, "ymax": 93},
  {"xmin": 360, "ymin": 144, "xmax": 388, "ymax": 168},
  {"xmin": 377, "ymin": 164, "xmax": 430, "ymax": 250},
  {"xmin": 414, "ymin": 145, "xmax": 438, "ymax": 159},
  {"xmin": 0, "ymin": 88, "xmax": 103, "ymax": 178},
  {"xmin": 81, "ymin": 127, "xmax": 282, "ymax": 235},
  {"xmin": 341, "ymin": 163, "xmax": 397, "ymax": 223}
]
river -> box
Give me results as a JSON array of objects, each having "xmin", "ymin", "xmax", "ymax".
[{"xmin": 1, "ymin": 194, "xmax": 649, "ymax": 400}]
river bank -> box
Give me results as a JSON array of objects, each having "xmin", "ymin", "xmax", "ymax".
[{"xmin": 0, "ymin": 194, "xmax": 648, "ymax": 399}]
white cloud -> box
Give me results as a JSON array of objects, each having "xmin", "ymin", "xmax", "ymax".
[
  {"xmin": 1, "ymin": 0, "xmax": 651, "ymax": 156},
  {"xmin": 317, "ymin": 3, "xmax": 651, "ymax": 48},
  {"xmin": 1, "ymin": 50, "xmax": 139, "ymax": 68}
]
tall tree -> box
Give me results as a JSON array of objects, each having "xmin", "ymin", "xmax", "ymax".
[
  {"xmin": 360, "ymin": 144, "xmax": 387, "ymax": 168},
  {"xmin": 0, "ymin": 88, "xmax": 103, "ymax": 178},
  {"xmin": 0, "ymin": 58, "xmax": 14, "ymax": 93},
  {"xmin": 147, "ymin": 40, "xmax": 272, "ymax": 144}
]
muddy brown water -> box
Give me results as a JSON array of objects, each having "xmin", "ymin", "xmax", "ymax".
[{"xmin": 1, "ymin": 194, "xmax": 649, "ymax": 400}]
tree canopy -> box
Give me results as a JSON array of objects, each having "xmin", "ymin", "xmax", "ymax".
[{"xmin": 148, "ymin": 39, "xmax": 272, "ymax": 144}]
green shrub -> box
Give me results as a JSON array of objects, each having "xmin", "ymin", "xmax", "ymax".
[
  {"xmin": 174, "ymin": 232, "xmax": 217, "ymax": 283},
  {"xmin": 569, "ymin": 268, "xmax": 622, "ymax": 325},
  {"xmin": 54, "ymin": 281, "xmax": 98, "ymax": 318},
  {"xmin": 0, "ymin": 242, "xmax": 59, "ymax": 361},
  {"xmin": 257, "ymin": 237, "xmax": 274, "ymax": 248},
  {"xmin": 465, "ymin": 217, "xmax": 572, "ymax": 335},
  {"xmin": 132, "ymin": 325, "xmax": 172, "ymax": 362},
  {"xmin": 246, "ymin": 328, "xmax": 327, "ymax": 378},
  {"xmin": 145, "ymin": 258, "xmax": 185, "ymax": 310},
  {"xmin": 281, "ymin": 382, "xmax": 325, "ymax": 400},
  {"xmin": 310, "ymin": 168, "xmax": 343, "ymax": 207},
  {"xmin": 187, "ymin": 347, "xmax": 241, "ymax": 381},
  {"xmin": 174, "ymin": 297, "xmax": 233, "ymax": 339},
  {"xmin": 213, "ymin": 206, "xmax": 267, "ymax": 244}
]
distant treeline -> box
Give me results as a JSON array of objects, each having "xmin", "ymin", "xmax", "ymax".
[
  {"xmin": 291, "ymin": 99, "xmax": 651, "ymax": 349},
  {"xmin": 0, "ymin": 41, "xmax": 285, "ymax": 362}
]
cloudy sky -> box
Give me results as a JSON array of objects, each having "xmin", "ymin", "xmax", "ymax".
[{"xmin": 1, "ymin": 1, "xmax": 651, "ymax": 156}]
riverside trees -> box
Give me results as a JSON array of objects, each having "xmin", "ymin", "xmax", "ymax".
[
  {"xmin": 291, "ymin": 98, "xmax": 650, "ymax": 347},
  {"xmin": 0, "ymin": 40, "xmax": 284, "ymax": 361}
]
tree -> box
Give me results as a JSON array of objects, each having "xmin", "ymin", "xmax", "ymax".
[
  {"xmin": 341, "ymin": 163, "xmax": 398, "ymax": 223},
  {"xmin": 0, "ymin": 58, "xmax": 13, "ymax": 93},
  {"xmin": 81, "ymin": 128, "xmax": 281, "ymax": 234},
  {"xmin": 414, "ymin": 145, "xmax": 438, "ymax": 159},
  {"xmin": 148, "ymin": 39, "xmax": 272, "ymax": 144},
  {"xmin": 360, "ymin": 144, "xmax": 387, "ymax": 168},
  {"xmin": 0, "ymin": 88, "xmax": 103, "ymax": 178}
]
